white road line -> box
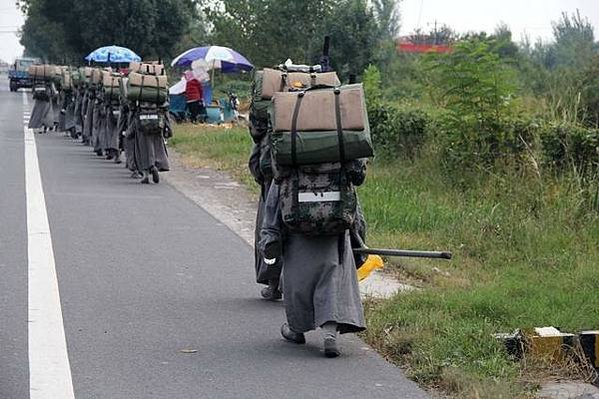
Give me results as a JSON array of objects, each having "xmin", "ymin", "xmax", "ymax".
[{"xmin": 23, "ymin": 92, "xmax": 76, "ymax": 399}]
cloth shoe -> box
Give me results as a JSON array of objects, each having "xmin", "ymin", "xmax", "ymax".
[
  {"xmin": 322, "ymin": 321, "xmax": 340, "ymax": 358},
  {"xmin": 151, "ymin": 166, "xmax": 160, "ymax": 184},
  {"xmin": 281, "ymin": 323, "xmax": 305, "ymax": 344},
  {"xmin": 260, "ymin": 280, "xmax": 282, "ymax": 301},
  {"xmin": 140, "ymin": 171, "xmax": 150, "ymax": 184},
  {"xmin": 324, "ymin": 337, "xmax": 340, "ymax": 358}
]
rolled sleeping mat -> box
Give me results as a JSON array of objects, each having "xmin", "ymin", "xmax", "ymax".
[
  {"xmin": 250, "ymin": 68, "xmax": 341, "ymax": 134},
  {"xmin": 102, "ymin": 71, "xmax": 122, "ymax": 101},
  {"xmin": 270, "ymin": 84, "xmax": 373, "ymax": 166},
  {"xmin": 126, "ymin": 72, "xmax": 168, "ymax": 104}
]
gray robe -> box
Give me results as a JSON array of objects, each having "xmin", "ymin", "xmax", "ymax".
[
  {"xmin": 64, "ymin": 92, "xmax": 76, "ymax": 135},
  {"xmin": 260, "ymin": 183, "xmax": 365, "ymax": 334},
  {"xmin": 29, "ymin": 83, "xmax": 57, "ymax": 130},
  {"xmin": 28, "ymin": 98, "xmax": 52, "ymax": 130},
  {"xmin": 132, "ymin": 109, "xmax": 170, "ymax": 172},
  {"xmin": 51, "ymin": 96, "xmax": 60, "ymax": 127},
  {"xmin": 82, "ymin": 91, "xmax": 94, "ymax": 145},
  {"xmin": 249, "ymin": 142, "xmax": 282, "ymax": 285},
  {"xmin": 92, "ymin": 99, "xmax": 104, "ymax": 152},
  {"xmin": 57, "ymin": 93, "xmax": 67, "ymax": 132},
  {"xmin": 74, "ymin": 89, "xmax": 84, "ymax": 135},
  {"xmin": 104, "ymin": 103, "xmax": 120, "ymax": 152},
  {"xmin": 123, "ymin": 107, "xmax": 138, "ymax": 172}
]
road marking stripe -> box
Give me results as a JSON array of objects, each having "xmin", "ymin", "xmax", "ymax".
[{"xmin": 23, "ymin": 92, "xmax": 76, "ymax": 399}]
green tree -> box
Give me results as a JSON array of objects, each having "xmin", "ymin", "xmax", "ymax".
[
  {"xmin": 372, "ymin": 0, "xmax": 400, "ymax": 40},
  {"xmin": 423, "ymin": 39, "xmax": 519, "ymax": 170},
  {"xmin": 203, "ymin": 0, "xmax": 337, "ymax": 68},
  {"xmin": 328, "ymin": 0, "xmax": 380, "ymax": 78},
  {"xmin": 18, "ymin": 0, "xmax": 198, "ymax": 62},
  {"xmin": 551, "ymin": 10, "xmax": 596, "ymax": 70}
]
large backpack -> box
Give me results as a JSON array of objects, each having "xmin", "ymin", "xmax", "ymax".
[
  {"xmin": 278, "ymin": 161, "xmax": 365, "ymax": 236},
  {"xmin": 250, "ymin": 67, "xmax": 341, "ymax": 180}
]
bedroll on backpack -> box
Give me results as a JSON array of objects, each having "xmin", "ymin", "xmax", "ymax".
[
  {"xmin": 127, "ymin": 72, "xmax": 168, "ymax": 104},
  {"xmin": 102, "ymin": 71, "xmax": 122, "ymax": 102},
  {"xmin": 270, "ymin": 84, "xmax": 373, "ymax": 166},
  {"xmin": 249, "ymin": 68, "xmax": 341, "ymax": 141},
  {"xmin": 279, "ymin": 162, "xmax": 358, "ymax": 236}
]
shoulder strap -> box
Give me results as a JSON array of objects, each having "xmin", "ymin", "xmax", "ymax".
[
  {"xmin": 155, "ymin": 76, "xmax": 160, "ymax": 104},
  {"xmin": 334, "ymin": 88, "xmax": 346, "ymax": 163},
  {"xmin": 290, "ymin": 91, "xmax": 305, "ymax": 167},
  {"xmin": 139, "ymin": 75, "xmax": 145, "ymax": 106}
]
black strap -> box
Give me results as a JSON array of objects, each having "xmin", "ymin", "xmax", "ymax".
[
  {"xmin": 155, "ymin": 76, "xmax": 160, "ymax": 104},
  {"xmin": 280, "ymin": 73, "xmax": 288, "ymax": 92},
  {"xmin": 109, "ymin": 77, "xmax": 115, "ymax": 100},
  {"xmin": 334, "ymin": 89, "xmax": 346, "ymax": 163},
  {"xmin": 139, "ymin": 75, "xmax": 144, "ymax": 105},
  {"xmin": 290, "ymin": 91, "xmax": 305, "ymax": 167},
  {"xmin": 292, "ymin": 168, "xmax": 300, "ymax": 225}
]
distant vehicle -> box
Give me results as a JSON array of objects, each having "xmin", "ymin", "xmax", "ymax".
[{"xmin": 9, "ymin": 57, "xmax": 40, "ymax": 92}]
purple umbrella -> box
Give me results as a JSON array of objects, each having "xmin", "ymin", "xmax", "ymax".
[{"xmin": 170, "ymin": 46, "xmax": 253, "ymax": 72}]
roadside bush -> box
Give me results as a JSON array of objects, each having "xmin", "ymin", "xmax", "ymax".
[
  {"xmin": 369, "ymin": 104, "xmax": 430, "ymax": 160},
  {"xmin": 540, "ymin": 123, "xmax": 599, "ymax": 212},
  {"xmin": 436, "ymin": 116, "xmax": 541, "ymax": 176},
  {"xmin": 540, "ymin": 123, "xmax": 599, "ymax": 176},
  {"xmin": 363, "ymin": 64, "xmax": 430, "ymax": 160}
]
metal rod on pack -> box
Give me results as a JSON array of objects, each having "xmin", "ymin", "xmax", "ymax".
[
  {"xmin": 353, "ymin": 247, "xmax": 452, "ymax": 260},
  {"xmin": 351, "ymin": 230, "xmax": 452, "ymax": 260}
]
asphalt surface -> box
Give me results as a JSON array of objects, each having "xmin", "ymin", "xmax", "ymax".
[{"xmin": 0, "ymin": 75, "xmax": 429, "ymax": 399}]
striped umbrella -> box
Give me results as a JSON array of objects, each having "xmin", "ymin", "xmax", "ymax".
[{"xmin": 170, "ymin": 46, "xmax": 253, "ymax": 73}]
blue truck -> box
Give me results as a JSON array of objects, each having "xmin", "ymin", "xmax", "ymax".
[{"xmin": 9, "ymin": 58, "xmax": 40, "ymax": 92}]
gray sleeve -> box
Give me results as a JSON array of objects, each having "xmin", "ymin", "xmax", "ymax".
[{"xmin": 259, "ymin": 183, "xmax": 284, "ymax": 258}]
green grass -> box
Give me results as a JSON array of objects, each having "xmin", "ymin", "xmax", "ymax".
[
  {"xmin": 169, "ymin": 123, "xmax": 258, "ymax": 195},
  {"xmin": 170, "ymin": 124, "xmax": 599, "ymax": 398}
]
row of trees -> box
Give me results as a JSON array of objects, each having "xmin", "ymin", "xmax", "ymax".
[
  {"xmin": 18, "ymin": 0, "xmax": 200, "ymax": 62},
  {"xmin": 203, "ymin": 0, "xmax": 399, "ymax": 78},
  {"xmin": 17, "ymin": 0, "xmax": 399, "ymax": 77}
]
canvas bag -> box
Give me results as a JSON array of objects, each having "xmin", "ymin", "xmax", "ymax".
[
  {"xmin": 279, "ymin": 162, "xmax": 358, "ymax": 236},
  {"xmin": 102, "ymin": 71, "xmax": 122, "ymax": 101},
  {"xmin": 250, "ymin": 68, "xmax": 341, "ymax": 139},
  {"xmin": 270, "ymin": 84, "xmax": 373, "ymax": 166},
  {"xmin": 137, "ymin": 107, "xmax": 165, "ymax": 136}
]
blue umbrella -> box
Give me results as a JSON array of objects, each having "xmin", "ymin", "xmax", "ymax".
[
  {"xmin": 84, "ymin": 45, "xmax": 141, "ymax": 63},
  {"xmin": 170, "ymin": 46, "xmax": 253, "ymax": 72}
]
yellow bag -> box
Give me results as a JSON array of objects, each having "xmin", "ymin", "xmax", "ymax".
[{"xmin": 357, "ymin": 255, "xmax": 384, "ymax": 282}]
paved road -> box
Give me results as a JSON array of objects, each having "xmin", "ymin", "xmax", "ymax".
[{"xmin": 0, "ymin": 76, "xmax": 429, "ymax": 399}]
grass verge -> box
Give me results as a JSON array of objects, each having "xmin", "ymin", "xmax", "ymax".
[
  {"xmin": 169, "ymin": 123, "xmax": 258, "ymax": 195},
  {"xmin": 170, "ymin": 123, "xmax": 599, "ymax": 398}
]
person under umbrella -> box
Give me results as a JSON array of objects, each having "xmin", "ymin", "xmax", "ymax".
[{"xmin": 184, "ymin": 71, "xmax": 205, "ymax": 123}]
